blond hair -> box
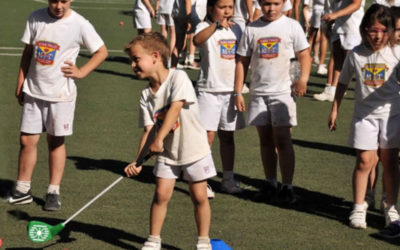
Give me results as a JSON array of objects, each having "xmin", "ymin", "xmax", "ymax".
[{"xmin": 124, "ymin": 32, "xmax": 170, "ymax": 68}]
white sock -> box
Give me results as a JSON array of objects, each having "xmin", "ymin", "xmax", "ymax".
[
  {"xmin": 188, "ymin": 54, "xmax": 195, "ymax": 64},
  {"xmin": 223, "ymin": 171, "xmax": 234, "ymax": 180},
  {"xmin": 329, "ymin": 85, "xmax": 336, "ymax": 95},
  {"xmin": 266, "ymin": 178, "xmax": 278, "ymax": 188},
  {"xmin": 281, "ymin": 183, "xmax": 293, "ymax": 190},
  {"xmin": 16, "ymin": 180, "xmax": 31, "ymax": 193},
  {"xmin": 47, "ymin": 184, "xmax": 60, "ymax": 195},
  {"xmin": 147, "ymin": 235, "xmax": 161, "ymax": 243},
  {"xmin": 354, "ymin": 203, "xmax": 366, "ymax": 210},
  {"xmin": 197, "ymin": 236, "xmax": 210, "ymax": 244}
]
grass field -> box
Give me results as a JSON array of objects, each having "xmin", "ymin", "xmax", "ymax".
[{"xmin": 1, "ymin": 0, "xmax": 400, "ymax": 249}]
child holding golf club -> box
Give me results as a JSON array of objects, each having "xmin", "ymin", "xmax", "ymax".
[
  {"xmin": 329, "ymin": 4, "xmax": 400, "ymax": 229},
  {"xmin": 124, "ymin": 32, "xmax": 216, "ymax": 250},
  {"xmin": 9, "ymin": 0, "xmax": 107, "ymax": 211},
  {"xmin": 234, "ymin": 0, "xmax": 311, "ymax": 205},
  {"xmin": 193, "ymin": 0, "xmax": 246, "ymax": 194}
]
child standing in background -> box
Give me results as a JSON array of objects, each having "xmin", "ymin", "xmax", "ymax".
[
  {"xmin": 194, "ymin": 0, "xmax": 246, "ymax": 194},
  {"xmin": 133, "ymin": 0, "xmax": 155, "ymax": 34},
  {"xmin": 234, "ymin": 0, "xmax": 311, "ymax": 204}
]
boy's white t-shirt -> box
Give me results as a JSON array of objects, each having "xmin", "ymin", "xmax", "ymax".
[
  {"xmin": 332, "ymin": 0, "xmax": 364, "ymax": 35},
  {"xmin": 339, "ymin": 44, "xmax": 400, "ymax": 119},
  {"xmin": 237, "ymin": 16, "xmax": 309, "ymax": 96},
  {"xmin": 195, "ymin": 21, "xmax": 242, "ymax": 92},
  {"xmin": 158, "ymin": 0, "xmax": 175, "ymax": 14},
  {"xmin": 139, "ymin": 69, "xmax": 211, "ymax": 165},
  {"xmin": 372, "ymin": 0, "xmax": 400, "ymax": 6},
  {"xmin": 134, "ymin": 0, "xmax": 147, "ymax": 11},
  {"xmin": 21, "ymin": 8, "xmax": 104, "ymax": 102}
]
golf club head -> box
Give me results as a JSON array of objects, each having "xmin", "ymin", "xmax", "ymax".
[{"xmin": 27, "ymin": 221, "xmax": 64, "ymax": 243}]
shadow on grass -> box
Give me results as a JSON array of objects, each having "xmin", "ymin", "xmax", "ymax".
[
  {"xmin": 67, "ymin": 156, "xmax": 190, "ymax": 196},
  {"xmin": 292, "ymin": 139, "xmax": 356, "ymax": 156},
  {"xmin": 7, "ymin": 210, "xmax": 181, "ymax": 250},
  {"xmin": 369, "ymin": 233, "xmax": 400, "ymax": 246}
]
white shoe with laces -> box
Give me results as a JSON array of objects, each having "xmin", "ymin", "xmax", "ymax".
[
  {"xmin": 385, "ymin": 204, "xmax": 400, "ymax": 226},
  {"xmin": 317, "ymin": 64, "xmax": 328, "ymax": 75},
  {"xmin": 349, "ymin": 202, "xmax": 368, "ymax": 229},
  {"xmin": 313, "ymin": 85, "xmax": 335, "ymax": 102},
  {"xmin": 142, "ymin": 236, "xmax": 161, "ymax": 250},
  {"xmin": 206, "ymin": 184, "xmax": 215, "ymax": 199},
  {"xmin": 196, "ymin": 242, "xmax": 212, "ymax": 250}
]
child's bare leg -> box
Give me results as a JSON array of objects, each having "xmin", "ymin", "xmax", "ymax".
[
  {"xmin": 379, "ymin": 148, "xmax": 399, "ymax": 205},
  {"xmin": 353, "ymin": 150, "xmax": 378, "ymax": 204},
  {"xmin": 331, "ymin": 40, "xmax": 347, "ymax": 87},
  {"xmin": 47, "ymin": 134, "xmax": 66, "ymax": 185},
  {"xmin": 272, "ymin": 126, "xmax": 294, "ymax": 185},
  {"xmin": 160, "ymin": 25, "xmax": 168, "ymax": 39},
  {"xmin": 319, "ymin": 30, "xmax": 328, "ymax": 64},
  {"xmin": 256, "ymin": 126, "xmax": 277, "ymax": 180},
  {"xmin": 150, "ymin": 178, "xmax": 176, "ymax": 236},
  {"xmin": 169, "ymin": 26, "xmax": 176, "ymax": 58},
  {"xmin": 17, "ymin": 133, "xmax": 40, "ymax": 181},
  {"xmin": 171, "ymin": 31, "xmax": 186, "ymax": 67},
  {"xmin": 189, "ymin": 180, "xmax": 210, "ymax": 237},
  {"xmin": 218, "ymin": 130, "xmax": 234, "ymax": 172}
]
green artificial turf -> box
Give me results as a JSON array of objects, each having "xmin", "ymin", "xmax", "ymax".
[{"xmin": 1, "ymin": 0, "xmax": 399, "ymax": 249}]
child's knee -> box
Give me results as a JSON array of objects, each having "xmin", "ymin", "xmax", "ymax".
[{"xmin": 154, "ymin": 187, "xmax": 173, "ymax": 204}]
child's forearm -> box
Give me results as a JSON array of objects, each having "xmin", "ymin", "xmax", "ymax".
[
  {"xmin": 136, "ymin": 125, "xmax": 154, "ymax": 159},
  {"xmin": 234, "ymin": 56, "xmax": 250, "ymax": 93},
  {"xmin": 193, "ymin": 23, "xmax": 218, "ymax": 46},
  {"xmin": 79, "ymin": 45, "xmax": 108, "ymax": 78},
  {"xmin": 154, "ymin": 101, "xmax": 184, "ymax": 143},
  {"xmin": 297, "ymin": 48, "xmax": 311, "ymax": 83},
  {"xmin": 331, "ymin": 83, "xmax": 347, "ymax": 111},
  {"xmin": 185, "ymin": 0, "xmax": 192, "ymax": 17},
  {"xmin": 328, "ymin": 0, "xmax": 361, "ymax": 20},
  {"xmin": 16, "ymin": 45, "xmax": 33, "ymax": 97},
  {"xmin": 142, "ymin": 0, "xmax": 155, "ymax": 15},
  {"xmin": 245, "ymin": 0, "xmax": 254, "ymax": 22}
]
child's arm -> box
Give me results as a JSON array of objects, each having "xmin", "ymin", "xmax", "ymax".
[
  {"xmin": 125, "ymin": 125, "xmax": 154, "ymax": 177},
  {"xmin": 193, "ymin": 18, "xmax": 235, "ymax": 46},
  {"xmin": 302, "ymin": 5, "xmax": 310, "ymax": 33},
  {"xmin": 15, "ymin": 44, "xmax": 33, "ymax": 105},
  {"xmin": 184, "ymin": 0, "xmax": 192, "ymax": 32},
  {"xmin": 149, "ymin": 100, "xmax": 185, "ymax": 153},
  {"xmin": 245, "ymin": 0, "xmax": 254, "ymax": 24},
  {"xmin": 61, "ymin": 44, "xmax": 108, "ymax": 79},
  {"xmin": 293, "ymin": 48, "xmax": 311, "ymax": 97},
  {"xmin": 234, "ymin": 55, "xmax": 251, "ymax": 112},
  {"xmin": 328, "ymin": 83, "xmax": 347, "ymax": 131},
  {"xmin": 322, "ymin": 0, "xmax": 361, "ymax": 22},
  {"xmin": 142, "ymin": 0, "xmax": 156, "ymax": 18}
]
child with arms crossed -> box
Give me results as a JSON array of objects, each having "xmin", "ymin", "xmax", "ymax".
[
  {"xmin": 9, "ymin": 0, "xmax": 107, "ymax": 211},
  {"xmin": 193, "ymin": 0, "xmax": 246, "ymax": 194},
  {"xmin": 234, "ymin": 0, "xmax": 311, "ymax": 204},
  {"xmin": 124, "ymin": 32, "xmax": 216, "ymax": 250},
  {"xmin": 329, "ymin": 4, "xmax": 400, "ymax": 229}
]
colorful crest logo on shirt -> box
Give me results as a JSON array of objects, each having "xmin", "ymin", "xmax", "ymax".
[
  {"xmin": 218, "ymin": 39, "xmax": 236, "ymax": 59},
  {"xmin": 154, "ymin": 105, "xmax": 180, "ymax": 132},
  {"xmin": 35, "ymin": 41, "xmax": 60, "ymax": 65},
  {"xmin": 258, "ymin": 37, "xmax": 280, "ymax": 59},
  {"xmin": 362, "ymin": 63, "xmax": 388, "ymax": 88}
]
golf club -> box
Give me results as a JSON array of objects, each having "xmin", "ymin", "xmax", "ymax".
[{"xmin": 27, "ymin": 153, "xmax": 152, "ymax": 243}]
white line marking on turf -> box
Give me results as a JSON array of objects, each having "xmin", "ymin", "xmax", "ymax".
[{"xmin": 0, "ymin": 53, "xmax": 21, "ymax": 56}]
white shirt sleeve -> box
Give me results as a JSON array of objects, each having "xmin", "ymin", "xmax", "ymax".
[
  {"xmin": 237, "ymin": 26, "xmax": 252, "ymax": 57},
  {"xmin": 170, "ymin": 70, "xmax": 197, "ymax": 106},
  {"xmin": 139, "ymin": 89, "xmax": 155, "ymax": 128},
  {"xmin": 80, "ymin": 19, "xmax": 104, "ymax": 53}
]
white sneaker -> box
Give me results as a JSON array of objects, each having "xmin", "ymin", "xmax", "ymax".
[
  {"xmin": 196, "ymin": 242, "xmax": 212, "ymax": 250},
  {"xmin": 349, "ymin": 202, "xmax": 368, "ymax": 229},
  {"xmin": 142, "ymin": 240, "xmax": 161, "ymax": 250},
  {"xmin": 206, "ymin": 184, "xmax": 215, "ymax": 199},
  {"xmin": 317, "ymin": 64, "xmax": 328, "ymax": 75},
  {"xmin": 385, "ymin": 205, "xmax": 400, "ymax": 226},
  {"xmin": 313, "ymin": 85, "xmax": 334, "ymax": 102},
  {"xmin": 221, "ymin": 179, "xmax": 242, "ymax": 194}
]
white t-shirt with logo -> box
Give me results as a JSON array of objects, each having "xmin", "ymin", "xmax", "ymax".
[
  {"xmin": 139, "ymin": 69, "xmax": 211, "ymax": 165},
  {"xmin": 21, "ymin": 8, "xmax": 104, "ymax": 102},
  {"xmin": 237, "ymin": 16, "xmax": 309, "ymax": 96},
  {"xmin": 339, "ymin": 44, "xmax": 400, "ymax": 119},
  {"xmin": 195, "ymin": 21, "xmax": 242, "ymax": 92}
]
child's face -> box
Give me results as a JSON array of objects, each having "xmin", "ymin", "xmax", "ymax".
[
  {"xmin": 128, "ymin": 44, "xmax": 155, "ymax": 79},
  {"xmin": 259, "ymin": 0, "xmax": 284, "ymax": 22},
  {"xmin": 209, "ymin": 0, "xmax": 234, "ymax": 22},
  {"xmin": 365, "ymin": 20, "xmax": 389, "ymax": 51},
  {"xmin": 394, "ymin": 19, "xmax": 400, "ymax": 44},
  {"xmin": 48, "ymin": 0, "xmax": 72, "ymax": 19}
]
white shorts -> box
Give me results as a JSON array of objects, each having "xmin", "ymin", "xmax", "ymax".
[
  {"xmin": 348, "ymin": 115, "xmax": 400, "ymax": 150},
  {"xmin": 331, "ymin": 31, "xmax": 361, "ymax": 50},
  {"xmin": 133, "ymin": 9, "xmax": 152, "ymax": 29},
  {"xmin": 248, "ymin": 93, "xmax": 297, "ymax": 127},
  {"xmin": 198, "ymin": 91, "xmax": 246, "ymax": 131},
  {"xmin": 153, "ymin": 154, "xmax": 217, "ymax": 182},
  {"xmin": 157, "ymin": 13, "xmax": 174, "ymax": 26},
  {"xmin": 310, "ymin": 8, "xmax": 323, "ymax": 28},
  {"xmin": 20, "ymin": 94, "xmax": 76, "ymax": 136}
]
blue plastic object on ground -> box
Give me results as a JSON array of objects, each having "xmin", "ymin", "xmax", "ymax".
[{"xmin": 210, "ymin": 239, "xmax": 232, "ymax": 250}]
